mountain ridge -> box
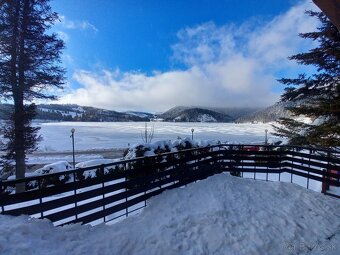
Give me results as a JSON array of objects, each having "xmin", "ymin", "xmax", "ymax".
[
  {"xmin": 159, "ymin": 106, "xmax": 235, "ymax": 122},
  {"xmin": 0, "ymin": 103, "xmax": 292, "ymax": 123},
  {"xmin": 236, "ymin": 102, "xmax": 295, "ymax": 123},
  {"xmin": 0, "ymin": 104, "xmax": 152, "ymax": 122}
]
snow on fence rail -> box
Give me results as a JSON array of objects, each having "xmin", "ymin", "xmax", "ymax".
[{"xmin": 0, "ymin": 144, "xmax": 339, "ymax": 226}]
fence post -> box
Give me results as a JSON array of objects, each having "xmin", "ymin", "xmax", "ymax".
[
  {"xmin": 100, "ymin": 165, "xmax": 106, "ymax": 223},
  {"xmin": 144, "ymin": 185, "xmax": 147, "ymax": 208},
  {"xmin": 0, "ymin": 180, "xmax": 4, "ymax": 213},
  {"xmin": 194, "ymin": 150, "xmax": 198, "ymax": 183},
  {"xmin": 124, "ymin": 163, "xmax": 129, "ymax": 218},
  {"xmin": 290, "ymin": 148, "xmax": 293, "ymax": 183},
  {"xmin": 266, "ymin": 146, "xmax": 269, "ymax": 181},
  {"xmin": 37, "ymin": 178, "xmax": 44, "ymax": 219},
  {"xmin": 278, "ymin": 147, "xmax": 282, "ymax": 182},
  {"xmin": 73, "ymin": 171, "xmax": 78, "ymax": 221},
  {"xmin": 322, "ymin": 150, "xmax": 331, "ymax": 194},
  {"xmin": 221, "ymin": 145, "xmax": 225, "ymax": 174},
  {"xmin": 253, "ymin": 146, "xmax": 256, "ymax": 180},
  {"xmin": 241, "ymin": 145, "xmax": 244, "ymax": 178},
  {"xmin": 254, "ymin": 164, "xmax": 256, "ymax": 180},
  {"xmin": 157, "ymin": 157, "xmax": 162, "ymax": 189},
  {"xmin": 172, "ymin": 153, "xmax": 176, "ymax": 185},
  {"xmin": 307, "ymin": 149, "xmax": 311, "ymax": 189}
]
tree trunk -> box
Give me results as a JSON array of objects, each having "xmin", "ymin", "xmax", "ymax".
[
  {"xmin": 14, "ymin": 95, "xmax": 26, "ymax": 193},
  {"xmin": 8, "ymin": 1, "xmax": 26, "ymax": 193},
  {"xmin": 15, "ymin": 147, "xmax": 26, "ymax": 193},
  {"xmin": 14, "ymin": 0, "xmax": 30, "ymax": 193}
]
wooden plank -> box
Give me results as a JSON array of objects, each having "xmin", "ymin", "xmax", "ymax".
[
  {"xmin": 2, "ymin": 202, "xmax": 43, "ymax": 216},
  {"xmin": 222, "ymin": 150, "xmax": 281, "ymax": 156},
  {"xmin": 284, "ymin": 169, "xmax": 339, "ymax": 186},
  {"xmin": 325, "ymin": 192, "xmax": 340, "ymax": 199},
  {"xmin": 286, "ymin": 151, "xmax": 340, "ymax": 165},
  {"xmin": 220, "ymin": 161, "xmax": 281, "ymax": 168},
  {"xmin": 221, "ymin": 155, "xmax": 281, "ymax": 163},
  {"xmin": 283, "ymin": 162, "xmax": 339, "ymax": 179},
  {"xmin": 46, "ymin": 180, "xmax": 148, "ymax": 222},
  {"xmin": 0, "ymin": 189, "xmax": 42, "ymax": 206},
  {"xmin": 71, "ymin": 192, "xmax": 151, "ymax": 225},
  {"xmin": 282, "ymin": 156, "xmax": 335, "ymax": 170},
  {"xmin": 224, "ymin": 167, "xmax": 283, "ymax": 174}
]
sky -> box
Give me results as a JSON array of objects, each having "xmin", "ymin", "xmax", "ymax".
[{"xmin": 50, "ymin": 0, "xmax": 320, "ymax": 112}]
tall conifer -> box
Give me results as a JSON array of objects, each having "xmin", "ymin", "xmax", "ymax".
[
  {"xmin": 273, "ymin": 11, "xmax": 340, "ymax": 148},
  {"xmin": 0, "ymin": 0, "xmax": 65, "ymax": 190}
]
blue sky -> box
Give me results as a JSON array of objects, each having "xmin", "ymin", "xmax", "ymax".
[{"xmin": 51, "ymin": 0, "xmax": 319, "ymax": 112}]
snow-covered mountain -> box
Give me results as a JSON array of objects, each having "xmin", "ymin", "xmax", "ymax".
[
  {"xmin": 0, "ymin": 103, "xmax": 293, "ymax": 123},
  {"xmin": 124, "ymin": 111, "xmax": 155, "ymax": 119},
  {"xmin": 0, "ymin": 104, "xmax": 153, "ymax": 122},
  {"xmin": 206, "ymin": 107, "xmax": 263, "ymax": 119},
  {"xmin": 159, "ymin": 107, "xmax": 234, "ymax": 122},
  {"xmin": 236, "ymin": 102, "xmax": 294, "ymax": 123},
  {"xmin": 36, "ymin": 104, "xmax": 155, "ymax": 122}
]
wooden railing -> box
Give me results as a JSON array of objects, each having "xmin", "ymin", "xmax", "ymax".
[{"xmin": 0, "ymin": 144, "xmax": 339, "ymax": 226}]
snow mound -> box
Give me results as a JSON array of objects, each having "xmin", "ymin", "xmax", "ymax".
[
  {"xmin": 0, "ymin": 174, "xmax": 339, "ymax": 255},
  {"xmin": 34, "ymin": 161, "xmax": 73, "ymax": 175},
  {"xmin": 7, "ymin": 161, "xmax": 73, "ymax": 180},
  {"xmin": 124, "ymin": 137, "xmax": 219, "ymax": 159},
  {"xmin": 75, "ymin": 159, "xmax": 121, "ymax": 179},
  {"xmin": 75, "ymin": 159, "xmax": 118, "ymax": 169}
]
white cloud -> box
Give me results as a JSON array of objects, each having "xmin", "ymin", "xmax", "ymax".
[
  {"xmin": 59, "ymin": 0, "xmax": 318, "ymax": 112},
  {"xmin": 56, "ymin": 31, "xmax": 69, "ymax": 42},
  {"xmin": 247, "ymin": 1, "xmax": 318, "ymax": 66},
  {"xmin": 62, "ymin": 54, "xmax": 74, "ymax": 65},
  {"xmin": 58, "ymin": 15, "xmax": 98, "ymax": 32}
]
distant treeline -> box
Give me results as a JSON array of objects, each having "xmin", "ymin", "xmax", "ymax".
[{"xmin": 0, "ymin": 104, "xmax": 150, "ymax": 122}]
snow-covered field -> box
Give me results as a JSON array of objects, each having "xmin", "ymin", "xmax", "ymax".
[
  {"xmin": 36, "ymin": 122, "xmax": 277, "ymax": 152},
  {"xmin": 0, "ymin": 173, "xmax": 338, "ymax": 255}
]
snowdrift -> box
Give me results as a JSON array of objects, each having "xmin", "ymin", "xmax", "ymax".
[
  {"xmin": 123, "ymin": 137, "xmax": 219, "ymax": 159},
  {"xmin": 0, "ymin": 173, "xmax": 339, "ymax": 255}
]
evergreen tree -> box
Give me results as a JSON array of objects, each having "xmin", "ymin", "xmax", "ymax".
[
  {"xmin": 273, "ymin": 11, "xmax": 340, "ymax": 148},
  {"xmin": 0, "ymin": 0, "xmax": 65, "ymax": 189}
]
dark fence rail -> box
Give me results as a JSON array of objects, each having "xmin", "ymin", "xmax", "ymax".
[{"xmin": 0, "ymin": 144, "xmax": 339, "ymax": 226}]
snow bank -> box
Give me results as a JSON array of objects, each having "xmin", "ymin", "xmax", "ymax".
[
  {"xmin": 124, "ymin": 137, "xmax": 219, "ymax": 159},
  {"xmin": 75, "ymin": 159, "xmax": 121, "ymax": 179},
  {"xmin": 7, "ymin": 158, "xmax": 119, "ymax": 181},
  {"xmin": 0, "ymin": 174, "xmax": 339, "ymax": 255},
  {"xmin": 7, "ymin": 161, "xmax": 73, "ymax": 180},
  {"xmin": 75, "ymin": 159, "xmax": 118, "ymax": 168},
  {"xmin": 34, "ymin": 161, "xmax": 73, "ymax": 175}
]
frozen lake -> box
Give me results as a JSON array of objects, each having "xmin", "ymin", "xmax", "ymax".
[{"xmin": 37, "ymin": 121, "xmax": 279, "ymax": 152}]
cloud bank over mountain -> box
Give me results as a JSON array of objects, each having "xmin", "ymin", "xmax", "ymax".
[{"xmin": 59, "ymin": 1, "xmax": 318, "ymax": 112}]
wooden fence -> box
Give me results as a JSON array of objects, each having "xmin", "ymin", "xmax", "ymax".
[{"xmin": 0, "ymin": 144, "xmax": 339, "ymax": 226}]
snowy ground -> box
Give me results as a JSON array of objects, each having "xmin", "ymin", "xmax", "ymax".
[{"xmin": 0, "ymin": 173, "xmax": 338, "ymax": 255}]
